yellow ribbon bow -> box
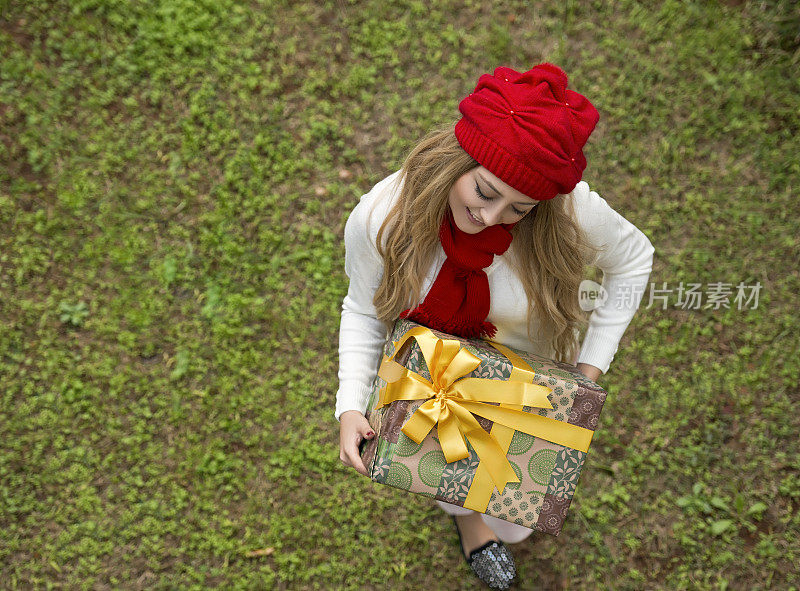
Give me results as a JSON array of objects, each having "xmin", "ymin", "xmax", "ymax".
[{"xmin": 375, "ymin": 326, "xmax": 595, "ymax": 497}]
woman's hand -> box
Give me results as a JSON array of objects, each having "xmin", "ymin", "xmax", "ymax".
[
  {"xmin": 576, "ymin": 362, "xmax": 602, "ymax": 382},
  {"xmin": 338, "ymin": 410, "xmax": 375, "ymax": 476}
]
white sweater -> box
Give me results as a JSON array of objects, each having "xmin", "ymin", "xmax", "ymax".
[{"xmin": 335, "ymin": 170, "xmax": 655, "ymax": 421}]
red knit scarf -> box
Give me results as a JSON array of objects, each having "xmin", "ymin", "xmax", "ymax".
[{"xmin": 400, "ymin": 207, "xmax": 516, "ymax": 339}]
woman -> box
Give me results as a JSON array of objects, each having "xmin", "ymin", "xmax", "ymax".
[{"xmin": 335, "ymin": 63, "xmax": 654, "ymax": 589}]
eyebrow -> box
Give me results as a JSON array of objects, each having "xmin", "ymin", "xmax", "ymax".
[{"xmin": 477, "ymin": 172, "xmax": 536, "ymax": 207}]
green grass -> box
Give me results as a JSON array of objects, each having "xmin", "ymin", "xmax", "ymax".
[{"xmin": 1, "ymin": 0, "xmax": 798, "ymax": 589}]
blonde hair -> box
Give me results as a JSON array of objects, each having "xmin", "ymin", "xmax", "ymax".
[{"xmin": 374, "ymin": 123, "xmax": 599, "ymax": 364}]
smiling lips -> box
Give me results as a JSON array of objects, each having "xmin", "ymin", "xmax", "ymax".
[{"xmin": 466, "ymin": 207, "xmax": 485, "ymax": 226}]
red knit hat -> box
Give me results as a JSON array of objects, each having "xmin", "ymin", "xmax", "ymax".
[{"xmin": 454, "ymin": 63, "xmax": 599, "ymax": 200}]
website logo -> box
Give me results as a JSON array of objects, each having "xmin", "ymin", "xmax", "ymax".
[{"xmin": 579, "ymin": 279, "xmax": 607, "ymax": 311}]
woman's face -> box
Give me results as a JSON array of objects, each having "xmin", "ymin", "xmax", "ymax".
[{"xmin": 447, "ymin": 167, "xmax": 539, "ymax": 234}]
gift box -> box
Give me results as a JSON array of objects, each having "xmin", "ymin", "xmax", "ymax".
[{"xmin": 359, "ymin": 318, "xmax": 607, "ymax": 536}]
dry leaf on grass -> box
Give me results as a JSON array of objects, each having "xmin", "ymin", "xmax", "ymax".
[{"xmin": 245, "ymin": 547, "xmax": 275, "ymax": 558}]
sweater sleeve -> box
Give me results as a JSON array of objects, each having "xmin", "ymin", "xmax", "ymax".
[
  {"xmin": 334, "ymin": 172, "xmax": 402, "ymax": 421},
  {"xmin": 572, "ymin": 181, "xmax": 655, "ymax": 374}
]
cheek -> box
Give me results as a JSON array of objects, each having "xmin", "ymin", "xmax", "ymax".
[
  {"xmin": 450, "ymin": 188, "xmax": 468, "ymax": 210},
  {"xmin": 448, "ymin": 190, "xmax": 461, "ymax": 214}
]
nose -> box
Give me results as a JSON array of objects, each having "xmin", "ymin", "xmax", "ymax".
[{"xmin": 481, "ymin": 202, "xmax": 505, "ymax": 226}]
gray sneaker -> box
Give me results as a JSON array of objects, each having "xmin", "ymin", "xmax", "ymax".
[{"xmin": 452, "ymin": 517, "xmax": 517, "ymax": 590}]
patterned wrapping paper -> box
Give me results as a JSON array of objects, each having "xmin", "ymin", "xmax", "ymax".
[{"xmin": 359, "ymin": 318, "xmax": 607, "ymax": 536}]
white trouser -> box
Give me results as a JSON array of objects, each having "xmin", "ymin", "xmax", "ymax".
[{"xmin": 436, "ymin": 500, "xmax": 534, "ymax": 544}]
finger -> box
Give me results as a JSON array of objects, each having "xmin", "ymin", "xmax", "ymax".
[
  {"xmin": 345, "ymin": 445, "xmax": 368, "ymax": 476},
  {"xmin": 341, "ymin": 439, "xmax": 360, "ymax": 468}
]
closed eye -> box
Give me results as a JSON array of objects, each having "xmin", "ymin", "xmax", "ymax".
[{"xmin": 474, "ymin": 182, "xmax": 526, "ymax": 216}]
